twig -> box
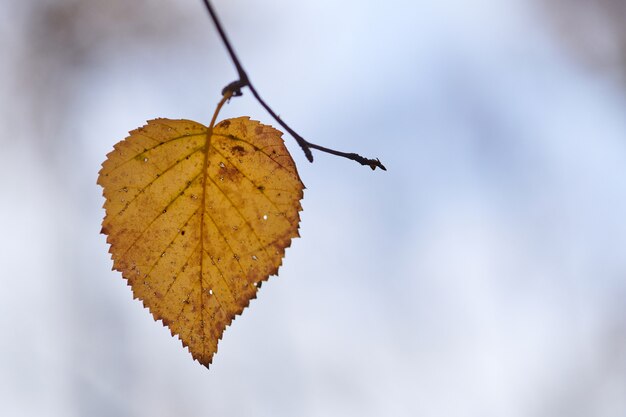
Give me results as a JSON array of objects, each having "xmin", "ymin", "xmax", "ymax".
[{"xmin": 200, "ymin": 0, "xmax": 386, "ymax": 171}]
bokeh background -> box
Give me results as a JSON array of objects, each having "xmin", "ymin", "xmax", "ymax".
[{"xmin": 1, "ymin": 0, "xmax": 625, "ymax": 416}]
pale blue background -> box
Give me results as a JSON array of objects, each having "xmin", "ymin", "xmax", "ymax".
[{"xmin": 1, "ymin": 1, "xmax": 625, "ymax": 416}]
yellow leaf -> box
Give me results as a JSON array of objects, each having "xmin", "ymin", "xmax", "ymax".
[{"xmin": 98, "ymin": 117, "xmax": 304, "ymax": 366}]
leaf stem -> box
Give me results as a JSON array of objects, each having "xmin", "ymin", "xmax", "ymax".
[
  {"xmin": 209, "ymin": 90, "xmax": 233, "ymax": 129},
  {"xmin": 200, "ymin": 0, "xmax": 386, "ymax": 171}
]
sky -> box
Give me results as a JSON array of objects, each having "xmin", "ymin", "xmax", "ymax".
[{"xmin": 1, "ymin": 1, "xmax": 625, "ymax": 416}]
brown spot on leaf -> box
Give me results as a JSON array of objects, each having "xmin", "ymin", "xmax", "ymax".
[
  {"xmin": 231, "ymin": 145, "xmax": 245, "ymax": 156},
  {"xmin": 218, "ymin": 163, "xmax": 240, "ymax": 182}
]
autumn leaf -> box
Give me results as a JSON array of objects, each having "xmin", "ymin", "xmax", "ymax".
[{"xmin": 98, "ymin": 116, "xmax": 304, "ymax": 366}]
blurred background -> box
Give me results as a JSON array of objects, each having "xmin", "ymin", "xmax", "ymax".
[{"xmin": 1, "ymin": 0, "xmax": 625, "ymax": 416}]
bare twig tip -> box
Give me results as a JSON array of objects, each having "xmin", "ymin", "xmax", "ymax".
[{"xmin": 372, "ymin": 158, "xmax": 387, "ymax": 171}]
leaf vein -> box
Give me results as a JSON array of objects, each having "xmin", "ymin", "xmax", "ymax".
[
  {"xmin": 105, "ymin": 132, "xmax": 205, "ymax": 175},
  {"xmin": 214, "ymin": 133, "xmax": 296, "ymax": 174},
  {"xmin": 142, "ymin": 207, "xmax": 201, "ymax": 293},
  {"xmin": 117, "ymin": 171, "xmax": 202, "ymax": 258},
  {"xmin": 210, "ymin": 145, "xmax": 289, "ymax": 213},
  {"xmin": 113, "ymin": 146, "xmax": 203, "ymax": 220},
  {"xmin": 206, "ymin": 173, "xmax": 273, "ymax": 263}
]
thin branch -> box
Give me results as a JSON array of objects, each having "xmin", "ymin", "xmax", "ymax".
[
  {"xmin": 200, "ymin": 0, "xmax": 386, "ymax": 171},
  {"xmin": 201, "ymin": 0, "xmax": 248, "ymax": 92}
]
